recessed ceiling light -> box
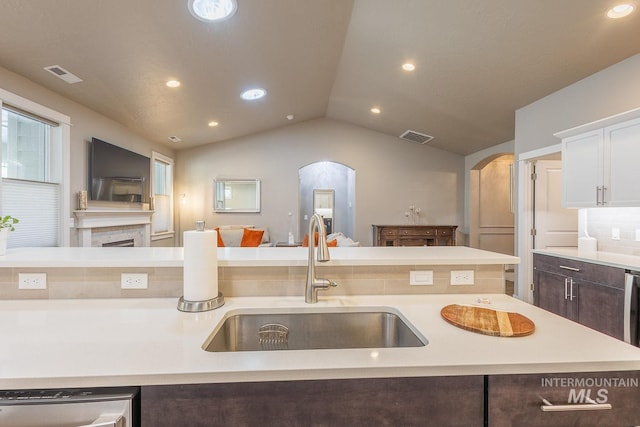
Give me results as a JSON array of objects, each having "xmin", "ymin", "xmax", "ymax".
[
  {"xmin": 402, "ymin": 63, "xmax": 416, "ymax": 71},
  {"xmin": 166, "ymin": 80, "xmax": 181, "ymax": 88},
  {"xmin": 188, "ymin": 0, "xmax": 237, "ymax": 22},
  {"xmin": 286, "ymin": 114, "xmax": 294, "ymax": 121},
  {"xmin": 240, "ymin": 88, "xmax": 267, "ymax": 101},
  {"xmin": 370, "ymin": 107, "xmax": 381, "ymax": 114},
  {"xmin": 607, "ymin": 3, "xmax": 635, "ymax": 18},
  {"xmin": 208, "ymin": 121, "xmax": 219, "ymax": 127}
]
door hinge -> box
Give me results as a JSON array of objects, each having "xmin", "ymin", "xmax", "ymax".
[
  {"xmin": 531, "ymin": 228, "xmax": 537, "ymax": 236},
  {"xmin": 531, "ymin": 172, "xmax": 537, "ymax": 181}
]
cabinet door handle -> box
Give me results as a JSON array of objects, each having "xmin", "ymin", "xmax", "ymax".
[
  {"xmin": 559, "ymin": 265, "xmax": 580, "ymax": 272},
  {"xmin": 564, "ymin": 278, "xmax": 569, "ymax": 300},
  {"xmin": 602, "ymin": 186, "xmax": 607, "ymax": 205},
  {"xmin": 569, "ymin": 278, "xmax": 575, "ymax": 301},
  {"xmin": 540, "ymin": 403, "xmax": 612, "ymax": 412}
]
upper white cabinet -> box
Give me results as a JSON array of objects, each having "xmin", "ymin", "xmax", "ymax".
[{"xmin": 557, "ymin": 109, "xmax": 640, "ymax": 208}]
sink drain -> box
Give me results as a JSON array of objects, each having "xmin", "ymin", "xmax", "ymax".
[{"xmin": 258, "ymin": 323, "xmax": 289, "ymax": 350}]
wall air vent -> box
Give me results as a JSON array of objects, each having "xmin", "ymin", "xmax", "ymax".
[
  {"xmin": 43, "ymin": 65, "xmax": 83, "ymax": 84},
  {"xmin": 399, "ymin": 130, "xmax": 434, "ymax": 145}
]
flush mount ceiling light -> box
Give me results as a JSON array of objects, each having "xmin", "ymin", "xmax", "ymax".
[
  {"xmin": 370, "ymin": 107, "xmax": 381, "ymax": 114},
  {"xmin": 240, "ymin": 88, "xmax": 266, "ymax": 101},
  {"xmin": 607, "ymin": 3, "xmax": 635, "ymax": 18},
  {"xmin": 188, "ymin": 0, "xmax": 237, "ymax": 22},
  {"xmin": 402, "ymin": 63, "xmax": 416, "ymax": 71},
  {"xmin": 208, "ymin": 121, "xmax": 219, "ymax": 127},
  {"xmin": 166, "ymin": 80, "xmax": 181, "ymax": 88}
]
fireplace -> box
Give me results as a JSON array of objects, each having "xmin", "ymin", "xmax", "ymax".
[
  {"xmin": 73, "ymin": 210, "xmax": 153, "ymax": 247},
  {"xmin": 102, "ymin": 239, "xmax": 135, "ymax": 247}
]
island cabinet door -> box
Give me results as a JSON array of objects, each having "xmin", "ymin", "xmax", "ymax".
[
  {"xmin": 141, "ymin": 376, "xmax": 485, "ymax": 427},
  {"xmin": 574, "ymin": 279, "xmax": 625, "ymax": 340},
  {"xmin": 488, "ymin": 371, "xmax": 640, "ymax": 426},
  {"xmin": 533, "ymin": 268, "xmax": 571, "ymax": 319}
]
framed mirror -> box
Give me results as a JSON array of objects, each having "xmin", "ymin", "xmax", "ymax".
[
  {"xmin": 214, "ymin": 179, "xmax": 261, "ymax": 213},
  {"xmin": 313, "ymin": 189, "xmax": 334, "ymax": 233}
]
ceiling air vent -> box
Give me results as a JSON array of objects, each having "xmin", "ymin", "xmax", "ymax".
[
  {"xmin": 43, "ymin": 65, "xmax": 83, "ymax": 84},
  {"xmin": 399, "ymin": 130, "xmax": 434, "ymax": 145},
  {"xmin": 168, "ymin": 136, "xmax": 182, "ymax": 143}
]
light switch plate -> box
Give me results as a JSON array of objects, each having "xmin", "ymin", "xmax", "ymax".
[{"xmin": 410, "ymin": 270, "xmax": 433, "ymax": 286}]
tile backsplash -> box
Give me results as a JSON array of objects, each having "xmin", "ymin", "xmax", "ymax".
[{"xmin": 584, "ymin": 207, "xmax": 640, "ymax": 255}]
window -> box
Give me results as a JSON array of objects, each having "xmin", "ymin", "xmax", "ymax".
[
  {"xmin": 0, "ymin": 89, "xmax": 70, "ymax": 248},
  {"xmin": 151, "ymin": 151, "xmax": 174, "ymax": 237}
]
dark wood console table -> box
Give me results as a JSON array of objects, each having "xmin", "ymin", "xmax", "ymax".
[{"xmin": 372, "ymin": 225, "xmax": 457, "ymax": 246}]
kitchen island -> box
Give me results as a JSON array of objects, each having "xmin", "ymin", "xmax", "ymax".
[{"xmin": 1, "ymin": 293, "xmax": 639, "ymax": 389}]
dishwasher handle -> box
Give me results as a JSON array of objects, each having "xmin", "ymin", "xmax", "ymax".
[{"xmin": 78, "ymin": 414, "xmax": 125, "ymax": 427}]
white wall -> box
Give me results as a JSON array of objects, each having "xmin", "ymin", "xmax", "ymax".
[
  {"xmin": 176, "ymin": 118, "xmax": 464, "ymax": 245},
  {"xmin": 515, "ymin": 53, "xmax": 640, "ymax": 157},
  {"xmin": 0, "ymin": 65, "xmax": 175, "ymax": 246}
]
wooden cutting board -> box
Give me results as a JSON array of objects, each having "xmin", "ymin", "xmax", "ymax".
[{"xmin": 440, "ymin": 304, "xmax": 535, "ymax": 337}]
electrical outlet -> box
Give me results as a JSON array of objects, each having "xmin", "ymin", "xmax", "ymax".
[
  {"xmin": 410, "ymin": 270, "xmax": 433, "ymax": 286},
  {"xmin": 121, "ymin": 273, "xmax": 148, "ymax": 289},
  {"xmin": 612, "ymin": 228, "xmax": 621, "ymax": 240},
  {"xmin": 450, "ymin": 270, "xmax": 474, "ymax": 285},
  {"xmin": 19, "ymin": 273, "xmax": 47, "ymax": 290}
]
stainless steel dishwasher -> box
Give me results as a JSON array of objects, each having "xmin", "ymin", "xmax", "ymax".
[{"xmin": 0, "ymin": 387, "xmax": 138, "ymax": 427}]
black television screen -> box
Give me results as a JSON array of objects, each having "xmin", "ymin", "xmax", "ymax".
[{"xmin": 89, "ymin": 137, "xmax": 150, "ymax": 203}]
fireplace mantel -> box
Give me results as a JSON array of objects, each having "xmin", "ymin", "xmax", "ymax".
[{"xmin": 73, "ymin": 210, "xmax": 154, "ymax": 247}]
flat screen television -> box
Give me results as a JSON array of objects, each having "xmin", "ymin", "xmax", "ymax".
[{"xmin": 89, "ymin": 137, "xmax": 150, "ymax": 203}]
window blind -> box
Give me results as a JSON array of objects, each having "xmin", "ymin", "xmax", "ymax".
[{"xmin": 1, "ymin": 178, "xmax": 59, "ymax": 247}]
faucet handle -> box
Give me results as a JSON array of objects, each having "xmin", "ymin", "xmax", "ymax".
[{"xmin": 329, "ymin": 280, "xmax": 338, "ymax": 288}]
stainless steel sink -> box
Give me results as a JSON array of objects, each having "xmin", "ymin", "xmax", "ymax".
[{"xmin": 202, "ymin": 307, "xmax": 427, "ymax": 352}]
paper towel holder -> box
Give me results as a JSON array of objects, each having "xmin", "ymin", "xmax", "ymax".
[{"xmin": 177, "ymin": 292, "xmax": 225, "ymax": 312}]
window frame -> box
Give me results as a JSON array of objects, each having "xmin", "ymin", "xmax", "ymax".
[
  {"xmin": 150, "ymin": 150, "xmax": 175, "ymax": 241},
  {"xmin": 0, "ymin": 88, "xmax": 71, "ymax": 246}
]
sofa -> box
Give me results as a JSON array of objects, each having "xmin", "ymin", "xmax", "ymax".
[{"xmin": 214, "ymin": 225, "xmax": 272, "ymax": 247}]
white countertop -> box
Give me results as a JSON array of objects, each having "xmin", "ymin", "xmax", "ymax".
[
  {"xmin": 533, "ymin": 248, "xmax": 640, "ymax": 271},
  {"xmin": 0, "ymin": 246, "xmax": 519, "ymax": 268},
  {"xmin": 1, "ymin": 294, "xmax": 639, "ymax": 390}
]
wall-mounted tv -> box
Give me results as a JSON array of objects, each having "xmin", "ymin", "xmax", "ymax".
[{"xmin": 89, "ymin": 137, "xmax": 150, "ymax": 203}]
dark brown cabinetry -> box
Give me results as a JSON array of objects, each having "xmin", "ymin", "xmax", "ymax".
[
  {"xmin": 533, "ymin": 253, "xmax": 625, "ymax": 340},
  {"xmin": 488, "ymin": 371, "xmax": 640, "ymax": 426},
  {"xmin": 141, "ymin": 376, "xmax": 484, "ymax": 427},
  {"xmin": 372, "ymin": 225, "xmax": 457, "ymax": 247}
]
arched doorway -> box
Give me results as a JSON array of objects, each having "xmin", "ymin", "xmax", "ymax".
[
  {"xmin": 469, "ymin": 153, "xmax": 515, "ymax": 255},
  {"xmin": 298, "ymin": 161, "xmax": 356, "ymax": 239}
]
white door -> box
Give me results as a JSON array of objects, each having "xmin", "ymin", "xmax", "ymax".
[{"xmin": 535, "ymin": 160, "xmax": 578, "ymax": 249}]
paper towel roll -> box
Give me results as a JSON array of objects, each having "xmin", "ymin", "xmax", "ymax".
[
  {"xmin": 578, "ymin": 236, "xmax": 597, "ymax": 253},
  {"xmin": 183, "ymin": 230, "xmax": 218, "ymax": 301}
]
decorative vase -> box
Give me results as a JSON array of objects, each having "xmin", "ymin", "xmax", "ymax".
[{"xmin": 0, "ymin": 228, "xmax": 8, "ymax": 256}]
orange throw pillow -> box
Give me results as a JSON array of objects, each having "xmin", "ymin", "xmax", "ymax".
[
  {"xmin": 241, "ymin": 228, "xmax": 264, "ymax": 247},
  {"xmin": 214, "ymin": 228, "xmax": 225, "ymax": 247}
]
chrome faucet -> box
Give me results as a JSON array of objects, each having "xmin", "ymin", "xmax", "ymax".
[{"xmin": 305, "ymin": 213, "xmax": 337, "ymax": 303}]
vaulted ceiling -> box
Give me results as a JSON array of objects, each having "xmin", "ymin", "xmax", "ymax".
[{"xmin": 1, "ymin": 0, "xmax": 640, "ymax": 155}]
